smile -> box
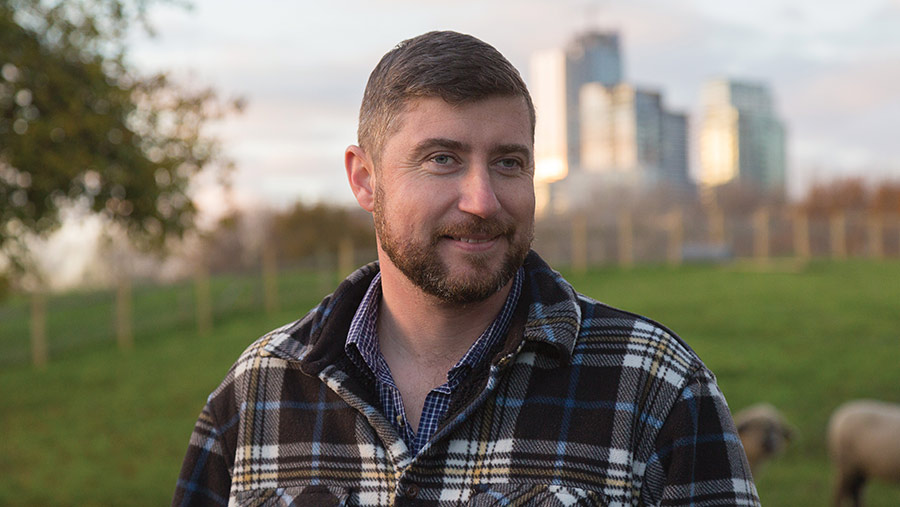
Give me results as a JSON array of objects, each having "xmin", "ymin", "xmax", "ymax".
[{"xmin": 450, "ymin": 236, "xmax": 495, "ymax": 244}]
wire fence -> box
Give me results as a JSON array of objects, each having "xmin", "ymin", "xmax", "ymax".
[
  {"xmin": 2, "ymin": 208, "xmax": 898, "ymax": 369},
  {"xmin": 534, "ymin": 208, "xmax": 900, "ymax": 269},
  {"xmin": 0, "ymin": 264, "xmax": 356, "ymax": 369}
]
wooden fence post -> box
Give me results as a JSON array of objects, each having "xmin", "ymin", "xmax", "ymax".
[
  {"xmin": 708, "ymin": 207, "xmax": 725, "ymax": 246},
  {"xmin": 338, "ymin": 237, "xmax": 355, "ymax": 280},
  {"xmin": 571, "ymin": 212, "xmax": 587, "ymax": 274},
  {"xmin": 893, "ymin": 214, "xmax": 900, "ymax": 258},
  {"xmin": 195, "ymin": 262, "xmax": 212, "ymax": 336},
  {"xmin": 867, "ymin": 213, "xmax": 884, "ymax": 259},
  {"xmin": 30, "ymin": 291, "xmax": 47, "ymax": 368},
  {"xmin": 753, "ymin": 207, "xmax": 770, "ymax": 260},
  {"xmin": 830, "ymin": 212, "xmax": 847, "ymax": 259},
  {"xmin": 667, "ymin": 209, "xmax": 683, "ymax": 266},
  {"xmin": 618, "ymin": 212, "xmax": 634, "ymax": 268},
  {"xmin": 115, "ymin": 277, "xmax": 133, "ymax": 350},
  {"xmin": 316, "ymin": 247, "xmax": 332, "ymax": 295},
  {"xmin": 262, "ymin": 246, "xmax": 279, "ymax": 315},
  {"xmin": 794, "ymin": 210, "xmax": 811, "ymax": 260}
]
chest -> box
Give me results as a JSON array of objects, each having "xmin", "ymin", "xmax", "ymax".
[
  {"xmin": 387, "ymin": 360, "xmax": 452, "ymax": 418},
  {"xmin": 228, "ymin": 355, "xmax": 658, "ymax": 505}
]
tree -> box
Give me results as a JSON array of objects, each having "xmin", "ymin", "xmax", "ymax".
[
  {"xmin": 870, "ymin": 181, "xmax": 900, "ymax": 214},
  {"xmin": 268, "ymin": 203, "xmax": 375, "ymax": 264},
  {"xmin": 797, "ymin": 177, "xmax": 900, "ymax": 222},
  {"xmin": 0, "ymin": 0, "xmax": 240, "ymax": 285},
  {"xmin": 704, "ymin": 180, "xmax": 784, "ymax": 216},
  {"xmin": 801, "ymin": 178, "xmax": 875, "ymax": 217}
]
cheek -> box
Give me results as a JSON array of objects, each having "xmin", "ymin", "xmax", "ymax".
[
  {"xmin": 399, "ymin": 182, "xmax": 455, "ymax": 215},
  {"xmin": 380, "ymin": 193, "xmax": 431, "ymax": 236},
  {"xmin": 499, "ymin": 182, "xmax": 535, "ymax": 218}
]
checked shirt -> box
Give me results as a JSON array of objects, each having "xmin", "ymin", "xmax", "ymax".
[
  {"xmin": 174, "ymin": 251, "xmax": 760, "ymax": 506},
  {"xmin": 345, "ymin": 269, "xmax": 522, "ymax": 455}
]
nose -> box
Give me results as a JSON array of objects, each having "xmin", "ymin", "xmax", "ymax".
[{"xmin": 457, "ymin": 166, "xmax": 501, "ymax": 219}]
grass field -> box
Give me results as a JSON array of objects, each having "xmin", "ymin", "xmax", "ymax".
[{"xmin": 1, "ymin": 259, "xmax": 899, "ymax": 505}]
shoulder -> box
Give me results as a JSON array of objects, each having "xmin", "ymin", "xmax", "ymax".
[
  {"xmin": 519, "ymin": 251, "xmax": 707, "ymax": 388},
  {"xmin": 570, "ymin": 292, "xmax": 717, "ymax": 430},
  {"xmin": 200, "ymin": 318, "xmax": 310, "ymax": 416},
  {"xmin": 574, "ymin": 292, "xmax": 705, "ymax": 379},
  {"xmin": 206, "ymin": 261, "xmax": 382, "ymax": 407}
]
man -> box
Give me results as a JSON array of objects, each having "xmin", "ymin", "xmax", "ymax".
[{"xmin": 174, "ymin": 31, "xmax": 759, "ymax": 506}]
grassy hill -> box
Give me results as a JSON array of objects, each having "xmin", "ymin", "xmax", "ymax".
[{"xmin": 1, "ymin": 259, "xmax": 899, "ymax": 505}]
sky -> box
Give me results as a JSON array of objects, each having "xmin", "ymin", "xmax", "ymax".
[{"xmin": 129, "ymin": 0, "xmax": 900, "ymax": 214}]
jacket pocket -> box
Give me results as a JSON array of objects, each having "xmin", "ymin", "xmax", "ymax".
[
  {"xmin": 232, "ymin": 485, "xmax": 351, "ymax": 506},
  {"xmin": 469, "ymin": 483, "xmax": 608, "ymax": 506}
]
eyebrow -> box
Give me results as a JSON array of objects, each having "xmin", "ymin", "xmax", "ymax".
[
  {"xmin": 410, "ymin": 138, "xmax": 469, "ymax": 158},
  {"xmin": 491, "ymin": 143, "xmax": 533, "ymax": 162},
  {"xmin": 410, "ymin": 138, "xmax": 533, "ymax": 163}
]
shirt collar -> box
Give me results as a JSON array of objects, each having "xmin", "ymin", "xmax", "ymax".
[
  {"xmin": 447, "ymin": 268, "xmax": 522, "ymax": 383},
  {"xmin": 264, "ymin": 251, "xmax": 581, "ymax": 370},
  {"xmin": 345, "ymin": 268, "xmax": 524, "ymax": 384},
  {"xmin": 345, "ymin": 271, "xmax": 386, "ymax": 380}
]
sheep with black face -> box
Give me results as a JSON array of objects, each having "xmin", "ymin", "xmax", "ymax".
[{"xmin": 733, "ymin": 403, "xmax": 793, "ymax": 476}]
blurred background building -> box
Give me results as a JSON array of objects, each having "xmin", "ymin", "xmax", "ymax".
[
  {"xmin": 532, "ymin": 30, "xmax": 786, "ymax": 215},
  {"xmin": 699, "ymin": 79, "xmax": 787, "ymax": 192},
  {"xmin": 532, "ymin": 30, "xmax": 694, "ymax": 214},
  {"xmin": 565, "ymin": 31, "xmax": 623, "ymax": 174},
  {"xmin": 579, "ymin": 83, "xmax": 689, "ymax": 188}
]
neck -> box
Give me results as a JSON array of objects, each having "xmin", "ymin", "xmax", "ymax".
[{"xmin": 376, "ymin": 260, "xmax": 512, "ymax": 369}]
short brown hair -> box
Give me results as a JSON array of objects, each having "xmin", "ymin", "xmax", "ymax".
[{"xmin": 357, "ymin": 31, "xmax": 536, "ymax": 164}]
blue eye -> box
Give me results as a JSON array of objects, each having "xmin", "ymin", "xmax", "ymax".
[
  {"xmin": 432, "ymin": 154, "xmax": 452, "ymax": 164},
  {"xmin": 496, "ymin": 158, "xmax": 522, "ymax": 170}
]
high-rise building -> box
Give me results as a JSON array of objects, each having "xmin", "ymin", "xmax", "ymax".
[
  {"xmin": 530, "ymin": 30, "xmax": 690, "ymax": 214},
  {"xmin": 531, "ymin": 31, "xmax": 625, "ymax": 181},
  {"xmin": 661, "ymin": 111, "xmax": 689, "ymax": 185},
  {"xmin": 699, "ymin": 79, "xmax": 786, "ymax": 191},
  {"xmin": 565, "ymin": 32, "xmax": 623, "ymax": 173},
  {"xmin": 579, "ymin": 83, "xmax": 690, "ymax": 187},
  {"xmin": 531, "ymin": 49, "xmax": 568, "ymax": 184}
]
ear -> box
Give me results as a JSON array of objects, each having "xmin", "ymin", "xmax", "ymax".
[{"xmin": 345, "ymin": 145, "xmax": 376, "ymax": 212}]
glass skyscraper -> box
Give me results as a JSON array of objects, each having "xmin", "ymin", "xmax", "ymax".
[
  {"xmin": 565, "ymin": 32, "xmax": 623, "ymax": 173},
  {"xmin": 699, "ymin": 79, "xmax": 786, "ymax": 191}
]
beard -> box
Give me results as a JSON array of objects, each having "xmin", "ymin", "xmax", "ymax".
[{"xmin": 374, "ymin": 184, "xmax": 533, "ymax": 305}]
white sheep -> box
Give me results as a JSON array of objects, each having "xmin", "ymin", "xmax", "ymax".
[
  {"xmin": 828, "ymin": 399, "xmax": 900, "ymax": 507},
  {"xmin": 733, "ymin": 403, "xmax": 793, "ymax": 476}
]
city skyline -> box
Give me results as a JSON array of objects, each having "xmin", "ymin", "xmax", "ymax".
[
  {"xmin": 129, "ymin": 0, "xmax": 900, "ymax": 217},
  {"xmin": 699, "ymin": 79, "xmax": 787, "ymax": 190},
  {"xmin": 531, "ymin": 30, "xmax": 691, "ymax": 183}
]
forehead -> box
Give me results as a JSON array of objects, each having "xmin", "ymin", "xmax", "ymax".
[{"xmin": 384, "ymin": 96, "xmax": 533, "ymax": 153}]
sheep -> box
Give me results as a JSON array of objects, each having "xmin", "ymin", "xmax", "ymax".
[
  {"xmin": 733, "ymin": 403, "xmax": 793, "ymax": 476},
  {"xmin": 828, "ymin": 399, "xmax": 900, "ymax": 507}
]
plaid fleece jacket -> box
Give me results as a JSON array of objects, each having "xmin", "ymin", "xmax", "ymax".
[{"xmin": 174, "ymin": 251, "xmax": 759, "ymax": 506}]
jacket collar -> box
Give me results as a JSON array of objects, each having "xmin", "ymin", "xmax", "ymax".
[
  {"xmin": 264, "ymin": 250, "xmax": 581, "ymax": 370},
  {"xmin": 519, "ymin": 251, "xmax": 582, "ymax": 361}
]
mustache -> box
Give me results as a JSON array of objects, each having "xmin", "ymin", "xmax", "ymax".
[{"xmin": 433, "ymin": 217, "xmax": 515, "ymax": 243}]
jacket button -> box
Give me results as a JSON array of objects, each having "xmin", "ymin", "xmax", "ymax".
[{"xmin": 403, "ymin": 483, "xmax": 419, "ymax": 498}]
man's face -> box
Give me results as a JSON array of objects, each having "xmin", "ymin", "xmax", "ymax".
[{"xmin": 373, "ymin": 95, "xmax": 535, "ymax": 304}]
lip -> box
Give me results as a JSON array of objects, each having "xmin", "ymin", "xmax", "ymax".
[{"xmin": 443, "ymin": 235, "xmax": 501, "ymax": 252}]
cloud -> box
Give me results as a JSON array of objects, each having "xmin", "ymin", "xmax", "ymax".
[
  {"xmin": 787, "ymin": 58, "xmax": 900, "ymax": 115},
  {"xmin": 132, "ymin": 0, "xmax": 900, "ymax": 208}
]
